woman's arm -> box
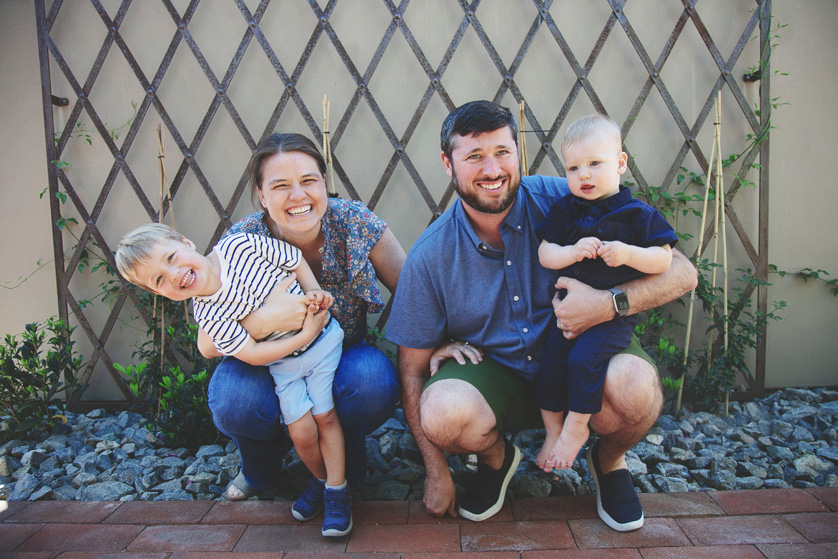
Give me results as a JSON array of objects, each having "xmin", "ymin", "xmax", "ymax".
[{"xmin": 369, "ymin": 227, "xmax": 406, "ymax": 294}]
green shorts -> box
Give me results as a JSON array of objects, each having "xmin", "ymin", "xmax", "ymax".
[{"xmin": 423, "ymin": 334, "xmax": 654, "ymax": 433}]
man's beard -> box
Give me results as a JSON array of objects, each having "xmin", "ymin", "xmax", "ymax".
[{"xmin": 452, "ymin": 167, "xmax": 521, "ymax": 215}]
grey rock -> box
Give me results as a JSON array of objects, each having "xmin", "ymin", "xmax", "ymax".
[
  {"xmin": 9, "ymin": 472, "xmax": 39, "ymax": 501},
  {"xmin": 512, "ymin": 474, "xmax": 551, "ymax": 498},
  {"xmin": 0, "ymin": 455, "xmax": 21, "ymax": 477},
  {"xmin": 154, "ymin": 488, "xmax": 194, "ymax": 501}
]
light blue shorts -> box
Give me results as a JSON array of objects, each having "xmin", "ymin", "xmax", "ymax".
[{"xmin": 268, "ymin": 318, "xmax": 344, "ymax": 425}]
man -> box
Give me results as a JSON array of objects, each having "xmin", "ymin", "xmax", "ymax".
[{"xmin": 386, "ymin": 101, "xmax": 697, "ymax": 531}]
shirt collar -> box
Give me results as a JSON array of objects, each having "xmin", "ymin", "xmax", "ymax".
[{"xmin": 569, "ymin": 184, "xmax": 633, "ymax": 212}]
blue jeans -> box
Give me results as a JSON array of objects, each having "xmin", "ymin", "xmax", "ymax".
[{"xmin": 207, "ymin": 341, "xmax": 399, "ymax": 488}]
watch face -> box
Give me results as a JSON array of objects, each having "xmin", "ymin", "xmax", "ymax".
[{"xmin": 615, "ymin": 293, "xmax": 629, "ymax": 312}]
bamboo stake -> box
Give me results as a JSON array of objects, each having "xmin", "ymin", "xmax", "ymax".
[
  {"xmin": 675, "ymin": 93, "xmax": 722, "ymax": 416},
  {"xmin": 322, "ymin": 95, "xmax": 336, "ymax": 196},
  {"xmin": 518, "ymin": 101, "xmax": 528, "ymax": 176},
  {"xmin": 715, "ymin": 93, "xmax": 730, "ymax": 417}
]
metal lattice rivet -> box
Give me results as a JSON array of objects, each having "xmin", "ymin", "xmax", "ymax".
[
  {"xmin": 652, "ymin": 71, "xmax": 659, "ymax": 78},
  {"xmin": 394, "ymin": 14, "xmax": 401, "ymax": 21},
  {"xmin": 615, "ymin": 8, "xmax": 622, "ymax": 15},
  {"xmin": 320, "ymin": 17, "xmax": 327, "ymax": 24},
  {"xmin": 688, "ymin": 137, "xmax": 694, "ymax": 143},
  {"xmin": 543, "ymin": 143, "xmax": 551, "ymax": 149},
  {"xmin": 78, "ymin": 92, "xmax": 86, "ymax": 100},
  {"xmin": 146, "ymin": 89, "xmax": 153, "ymax": 96},
  {"xmin": 359, "ymin": 82, "xmax": 366, "ymax": 90},
  {"xmin": 286, "ymin": 84, "xmax": 293, "ymax": 91}
]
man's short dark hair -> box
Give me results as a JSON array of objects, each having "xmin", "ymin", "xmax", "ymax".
[{"xmin": 440, "ymin": 100, "xmax": 518, "ymax": 159}]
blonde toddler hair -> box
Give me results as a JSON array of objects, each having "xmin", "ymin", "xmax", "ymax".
[{"xmin": 115, "ymin": 223, "xmax": 184, "ymax": 287}]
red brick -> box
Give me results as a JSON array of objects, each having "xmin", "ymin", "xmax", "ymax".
[
  {"xmin": 640, "ymin": 545, "xmax": 765, "ymax": 558},
  {"xmin": 104, "ymin": 500, "xmax": 213, "ymax": 525},
  {"xmin": 0, "ymin": 552, "xmax": 57, "ymax": 559},
  {"xmin": 126, "ymin": 524, "xmax": 245, "ymax": 552},
  {"xmin": 286, "ymin": 554, "xmax": 400, "ymax": 559},
  {"xmin": 169, "ymin": 553, "xmax": 285, "ymax": 559},
  {"xmin": 523, "ymin": 550, "xmax": 642, "ymax": 559},
  {"xmin": 677, "ymin": 515, "xmax": 808, "ymax": 546},
  {"xmin": 405, "ymin": 553, "xmax": 519, "ymax": 559},
  {"xmin": 807, "ymin": 487, "xmax": 838, "ymax": 511},
  {"xmin": 202, "ymin": 500, "xmax": 298, "ymax": 525},
  {"xmin": 571, "ymin": 518, "xmax": 691, "ymax": 549},
  {"xmin": 54, "ymin": 554, "xmax": 167, "ymax": 559},
  {"xmin": 4, "ymin": 501, "xmax": 121, "ymax": 524},
  {"xmin": 461, "ymin": 520, "xmax": 575, "ymax": 552},
  {"xmin": 710, "ymin": 489, "xmax": 829, "ymax": 515},
  {"xmin": 0, "ymin": 501, "xmax": 30, "ymax": 522},
  {"xmin": 640, "ymin": 492, "xmax": 724, "ymax": 518},
  {"xmin": 0, "ymin": 522, "xmax": 45, "ymax": 552},
  {"xmin": 783, "ymin": 512, "xmax": 838, "ymax": 543},
  {"xmin": 347, "ymin": 524, "xmax": 460, "ymax": 553},
  {"xmin": 757, "ymin": 542, "xmax": 838, "ymax": 559},
  {"xmin": 407, "ymin": 498, "xmax": 514, "ymax": 524},
  {"xmin": 232, "ymin": 524, "xmax": 347, "ymax": 553},
  {"xmin": 352, "ymin": 500, "xmax": 409, "ymax": 525},
  {"xmin": 512, "ymin": 495, "xmax": 598, "ymax": 521},
  {"xmin": 14, "ymin": 523, "xmax": 143, "ymax": 552}
]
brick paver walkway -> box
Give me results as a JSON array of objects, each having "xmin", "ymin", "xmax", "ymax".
[{"xmin": 1, "ymin": 488, "xmax": 836, "ymax": 557}]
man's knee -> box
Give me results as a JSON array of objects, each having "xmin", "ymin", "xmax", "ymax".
[
  {"xmin": 601, "ymin": 354, "xmax": 662, "ymax": 423},
  {"xmin": 419, "ymin": 379, "xmax": 493, "ymax": 448}
]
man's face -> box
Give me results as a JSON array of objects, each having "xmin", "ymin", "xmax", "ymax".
[{"xmin": 442, "ymin": 126, "xmax": 521, "ymax": 215}]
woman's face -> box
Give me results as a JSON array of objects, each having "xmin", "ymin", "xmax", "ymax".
[{"xmin": 257, "ymin": 150, "xmax": 329, "ymax": 241}]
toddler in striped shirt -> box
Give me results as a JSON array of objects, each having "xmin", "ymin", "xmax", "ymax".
[{"xmin": 116, "ymin": 222, "xmax": 352, "ymax": 537}]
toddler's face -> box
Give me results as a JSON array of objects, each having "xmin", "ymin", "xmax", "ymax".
[
  {"xmin": 562, "ymin": 131, "xmax": 627, "ymax": 201},
  {"xmin": 132, "ymin": 238, "xmax": 211, "ymax": 301}
]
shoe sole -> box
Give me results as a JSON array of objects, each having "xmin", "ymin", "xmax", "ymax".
[
  {"xmin": 458, "ymin": 443, "xmax": 521, "ymax": 522},
  {"xmin": 322, "ymin": 518, "xmax": 353, "ymax": 537},
  {"xmin": 587, "ymin": 444, "xmax": 644, "ymax": 532},
  {"xmin": 291, "ymin": 507, "xmax": 321, "ymax": 522}
]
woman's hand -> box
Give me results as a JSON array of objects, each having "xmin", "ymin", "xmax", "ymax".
[
  {"xmin": 429, "ymin": 340, "xmax": 483, "ymax": 375},
  {"xmin": 239, "ymin": 274, "xmax": 308, "ymax": 339}
]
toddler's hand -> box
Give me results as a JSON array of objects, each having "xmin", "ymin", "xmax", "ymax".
[
  {"xmin": 574, "ymin": 237, "xmax": 602, "ymax": 261},
  {"xmin": 301, "ymin": 305, "xmax": 330, "ymax": 337},
  {"xmin": 597, "ymin": 241, "xmax": 630, "ymax": 267},
  {"xmin": 306, "ymin": 289, "xmax": 334, "ymax": 311}
]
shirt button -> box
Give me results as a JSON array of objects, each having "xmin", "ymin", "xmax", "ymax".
[
  {"xmin": 480, "ymin": 244, "xmax": 487, "ymax": 250},
  {"xmin": 523, "ymin": 328, "xmax": 529, "ymax": 333},
  {"xmin": 514, "ymin": 296, "xmax": 519, "ymax": 301},
  {"xmin": 527, "ymin": 355, "xmax": 532, "ymax": 361},
  {"xmin": 506, "ymin": 260, "xmax": 512, "ymax": 266}
]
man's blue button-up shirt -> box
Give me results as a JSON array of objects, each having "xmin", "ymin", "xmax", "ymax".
[{"xmin": 387, "ymin": 175, "xmax": 569, "ymax": 381}]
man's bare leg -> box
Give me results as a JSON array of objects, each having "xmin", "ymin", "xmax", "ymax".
[
  {"xmin": 587, "ymin": 353, "xmax": 662, "ymax": 532},
  {"xmin": 589, "ymin": 353, "xmax": 663, "ymax": 472}
]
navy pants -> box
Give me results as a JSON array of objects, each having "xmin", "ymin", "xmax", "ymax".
[{"xmin": 537, "ymin": 316, "xmax": 637, "ymax": 415}]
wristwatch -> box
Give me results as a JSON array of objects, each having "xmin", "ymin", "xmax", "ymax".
[{"xmin": 608, "ymin": 287, "xmax": 630, "ymax": 317}]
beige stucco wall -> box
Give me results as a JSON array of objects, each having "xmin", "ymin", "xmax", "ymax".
[{"xmin": 1, "ymin": 0, "xmax": 835, "ymax": 399}]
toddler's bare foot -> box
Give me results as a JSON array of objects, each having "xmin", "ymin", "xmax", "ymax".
[
  {"xmin": 549, "ymin": 415, "xmax": 590, "ymax": 469},
  {"xmin": 538, "ymin": 409, "xmax": 565, "ymax": 472},
  {"xmin": 537, "ymin": 435, "xmax": 558, "ymax": 472}
]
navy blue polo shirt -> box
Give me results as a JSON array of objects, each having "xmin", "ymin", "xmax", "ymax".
[
  {"xmin": 387, "ymin": 175, "xmax": 569, "ymax": 381},
  {"xmin": 535, "ymin": 185, "xmax": 678, "ymax": 290}
]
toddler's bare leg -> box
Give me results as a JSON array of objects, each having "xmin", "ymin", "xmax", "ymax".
[
  {"xmin": 549, "ymin": 411, "xmax": 590, "ymax": 469},
  {"xmin": 287, "ymin": 411, "xmax": 327, "ymax": 479},
  {"xmin": 313, "ymin": 408, "xmax": 346, "ymax": 486},
  {"xmin": 537, "ymin": 409, "xmax": 564, "ymax": 472}
]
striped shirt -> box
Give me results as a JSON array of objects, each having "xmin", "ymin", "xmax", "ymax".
[{"xmin": 192, "ymin": 233, "xmax": 304, "ymax": 356}]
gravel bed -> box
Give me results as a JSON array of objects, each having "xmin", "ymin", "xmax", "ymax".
[{"xmin": 1, "ymin": 387, "xmax": 836, "ymax": 502}]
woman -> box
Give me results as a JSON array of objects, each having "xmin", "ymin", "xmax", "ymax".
[{"xmin": 200, "ymin": 133, "xmax": 405, "ymax": 499}]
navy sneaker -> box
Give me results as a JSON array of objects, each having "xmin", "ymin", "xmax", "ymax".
[
  {"xmin": 291, "ymin": 476, "xmax": 325, "ymax": 522},
  {"xmin": 321, "ymin": 484, "xmax": 353, "ymax": 537},
  {"xmin": 587, "ymin": 441, "xmax": 644, "ymax": 531},
  {"xmin": 458, "ymin": 437, "xmax": 521, "ymax": 521}
]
